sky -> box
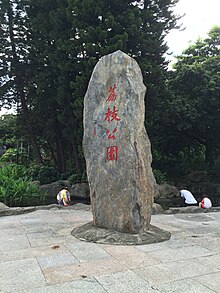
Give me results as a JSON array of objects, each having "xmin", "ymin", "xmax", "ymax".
[
  {"xmin": 165, "ymin": 0, "xmax": 220, "ymax": 63},
  {"xmin": 1, "ymin": 0, "xmax": 220, "ymax": 115}
]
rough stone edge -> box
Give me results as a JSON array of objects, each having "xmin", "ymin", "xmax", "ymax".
[
  {"xmin": 0, "ymin": 203, "xmax": 219, "ymax": 217},
  {"xmin": 0, "ymin": 203, "xmax": 92, "ymax": 217},
  {"xmin": 71, "ymin": 222, "xmax": 171, "ymax": 245},
  {"xmin": 164, "ymin": 207, "xmax": 220, "ymax": 214}
]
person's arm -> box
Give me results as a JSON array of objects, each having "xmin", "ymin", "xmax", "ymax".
[{"xmin": 200, "ymin": 199, "xmax": 205, "ymax": 208}]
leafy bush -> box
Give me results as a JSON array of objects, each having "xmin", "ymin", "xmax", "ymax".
[
  {"xmin": 27, "ymin": 165, "xmax": 59, "ymax": 184},
  {"xmin": 153, "ymin": 169, "xmax": 167, "ymax": 184},
  {"xmin": 68, "ymin": 174, "xmax": 82, "ymax": 185},
  {"xmin": 0, "ymin": 164, "xmax": 45, "ymax": 207},
  {"xmin": 0, "ymin": 148, "xmax": 17, "ymax": 163}
]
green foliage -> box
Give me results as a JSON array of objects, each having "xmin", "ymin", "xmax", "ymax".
[
  {"xmin": 0, "ymin": 148, "xmax": 17, "ymax": 163},
  {"xmin": 68, "ymin": 174, "xmax": 82, "ymax": 185},
  {"xmin": 0, "ymin": 164, "xmax": 45, "ymax": 207},
  {"xmin": 0, "ymin": 114, "xmax": 17, "ymax": 146},
  {"xmin": 27, "ymin": 165, "xmax": 59, "ymax": 184},
  {"xmin": 1, "ymin": 0, "xmax": 181, "ymax": 181},
  {"xmin": 152, "ymin": 26, "xmax": 220, "ymax": 178},
  {"xmin": 153, "ymin": 169, "xmax": 167, "ymax": 184}
]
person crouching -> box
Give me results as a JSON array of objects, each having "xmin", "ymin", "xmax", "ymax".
[
  {"xmin": 199, "ymin": 194, "xmax": 212, "ymax": 209},
  {"xmin": 57, "ymin": 187, "xmax": 71, "ymax": 206}
]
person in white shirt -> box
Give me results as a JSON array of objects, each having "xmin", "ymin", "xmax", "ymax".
[
  {"xmin": 180, "ymin": 189, "xmax": 197, "ymax": 206},
  {"xmin": 199, "ymin": 194, "xmax": 212, "ymax": 209}
]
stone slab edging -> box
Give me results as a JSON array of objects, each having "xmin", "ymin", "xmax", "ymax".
[
  {"xmin": 0, "ymin": 203, "xmax": 92, "ymax": 217},
  {"xmin": 0, "ymin": 203, "xmax": 219, "ymax": 217}
]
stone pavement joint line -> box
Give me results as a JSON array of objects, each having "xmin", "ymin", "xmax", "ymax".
[{"xmin": 0, "ymin": 206, "xmax": 220, "ymax": 293}]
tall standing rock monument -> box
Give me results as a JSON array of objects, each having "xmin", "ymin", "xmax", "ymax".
[
  {"xmin": 83, "ymin": 50, "xmax": 155, "ymax": 234},
  {"xmin": 72, "ymin": 50, "xmax": 171, "ymax": 244}
]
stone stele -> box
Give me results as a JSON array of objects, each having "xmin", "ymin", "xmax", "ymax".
[{"xmin": 73, "ymin": 50, "xmax": 170, "ymax": 244}]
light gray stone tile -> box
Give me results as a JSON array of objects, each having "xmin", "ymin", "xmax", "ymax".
[
  {"xmin": 0, "ymin": 258, "xmax": 46, "ymax": 293},
  {"xmin": 146, "ymin": 245, "xmax": 214, "ymax": 263},
  {"xmin": 196, "ymin": 253, "xmax": 220, "ymax": 270},
  {"xmin": 0, "ymin": 234, "xmax": 30, "ymax": 251},
  {"xmin": 66, "ymin": 241, "xmax": 111, "ymax": 262},
  {"xmin": 134, "ymin": 259, "xmax": 219, "ymax": 286},
  {"xmin": 96, "ymin": 270, "xmax": 161, "ymax": 293},
  {"xmin": 195, "ymin": 272, "xmax": 220, "ymax": 293},
  {"xmin": 26, "ymin": 230, "xmax": 55, "ymax": 240},
  {"xmin": 0, "ymin": 244, "xmax": 69, "ymax": 263},
  {"xmin": 0, "ymin": 220, "xmax": 22, "ymax": 230},
  {"xmin": 0, "ymin": 227, "xmax": 24, "ymax": 236},
  {"xmin": 103, "ymin": 245, "xmax": 161, "ymax": 269},
  {"xmin": 28, "ymin": 235, "xmax": 74, "ymax": 247},
  {"xmin": 43, "ymin": 258, "xmax": 126, "ymax": 284},
  {"xmin": 191, "ymin": 237, "xmax": 220, "ymax": 254},
  {"xmin": 156, "ymin": 278, "xmax": 216, "ymax": 293},
  {"xmin": 37, "ymin": 252, "xmax": 79, "ymax": 269},
  {"xmin": 18, "ymin": 278, "xmax": 106, "ymax": 293}
]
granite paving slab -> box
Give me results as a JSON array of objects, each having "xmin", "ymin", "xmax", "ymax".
[
  {"xmin": 42, "ymin": 258, "xmax": 126, "ymax": 284},
  {"xmin": 196, "ymin": 254, "xmax": 220, "ymax": 270},
  {"xmin": 0, "ymin": 234, "xmax": 30, "ymax": 251},
  {"xmin": 65, "ymin": 241, "xmax": 112, "ymax": 262},
  {"xmin": 95, "ymin": 270, "xmax": 161, "ymax": 293},
  {"xmin": 195, "ymin": 272, "xmax": 220, "ymax": 293},
  {"xmin": 27, "ymin": 235, "xmax": 74, "ymax": 247},
  {"xmin": 0, "ymin": 244, "xmax": 69, "ymax": 263},
  {"xmin": 145, "ymin": 244, "xmax": 215, "ymax": 263},
  {"xmin": 156, "ymin": 278, "xmax": 217, "ymax": 293},
  {"xmin": 0, "ymin": 258, "xmax": 46, "ymax": 293},
  {"xmin": 134, "ymin": 259, "xmax": 219, "ymax": 286},
  {"xmin": 37, "ymin": 252, "xmax": 79, "ymax": 269},
  {"xmin": 0, "ymin": 208, "xmax": 220, "ymax": 292},
  {"xmin": 18, "ymin": 278, "xmax": 106, "ymax": 293},
  {"xmin": 102, "ymin": 245, "xmax": 161, "ymax": 269}
]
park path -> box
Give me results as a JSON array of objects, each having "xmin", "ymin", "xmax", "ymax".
[{"xmin": 0, "ymin": 206, "xmax": 220, "ymax": 292}]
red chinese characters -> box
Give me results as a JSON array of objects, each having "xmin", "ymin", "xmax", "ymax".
[
  {"xmin": 106, "ymin": 84, "xmax": 117, "ymax": 102},
  {"xmin": 104, "ymin": 106, "xmax": 121, "ymax": 123},
  {"xmin": 106, "ymin": 146, "xmax": 118, "ymax": 161},
  {"xmin": 106, "ymin": 128, "xmax": 117, "ymax": 140},
  {"xmin": 104, "ymin": 84, "xmax": 121, "ymax": 161}
]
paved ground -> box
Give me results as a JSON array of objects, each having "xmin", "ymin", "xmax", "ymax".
[{"xmin": 0, "ymin": 206, "xmax": 220, "ymax": 293}]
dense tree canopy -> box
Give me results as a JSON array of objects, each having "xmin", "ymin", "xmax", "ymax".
[
  {"xmin": 153, "ymin": 26, "xmax": 220, "ymax": 175},
  {"xmin": 0, "ymin": 0, "xmax": 181, "ymax": 176}
]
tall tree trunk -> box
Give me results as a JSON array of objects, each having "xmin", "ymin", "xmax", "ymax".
[
  {"xmin": 54, "ymin": 120, "xmax": 66, "ymax": 174},
  {"xmin": 7, "ymin": 3, "xmax": 43, "ymax": 164},
  {"xmin": 71, "ymin": 137, "xmax": 82, "ymax": 175},
  {"xmin": 205, "ymin": 140, "xmax": 214, "ymax": 167}
]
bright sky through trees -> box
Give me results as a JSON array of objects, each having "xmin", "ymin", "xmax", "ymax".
[{"xmin": 166, "ymin": 0, "xmax": 220, "ymax": 63}]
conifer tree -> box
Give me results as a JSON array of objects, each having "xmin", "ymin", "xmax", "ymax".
[{"xmin": 0, "ymin": 0, "xmax": 43, "ymax": 164}]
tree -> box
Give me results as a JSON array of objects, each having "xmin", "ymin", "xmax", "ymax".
[
  {"xmin": 25, "ymin": 0, "xmax": 180, "ymax": 174},
  {"xmin": 166, "ymin": 26, "xmax": 220, "ymax": 167},
  {"xmin": 26, "ymin": 0, "xmax": 84, "ymax": 174},
  {"xmin": 0, "ymin": 0, "xmax": 43, "ymax": 164},
  {"xmin": 1, "ymin": 0, "xmax": 181, "ymax": 175},
  {"xmin": 67, "ymin": 0, "xmax": 180, "ymax": 109}
]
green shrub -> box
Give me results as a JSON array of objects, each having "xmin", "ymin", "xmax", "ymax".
[
  {"xmin": 27, "ymin": 165, "xmax": 59, "ymax": 184},
  {"xmin": 0, "ymin": 148, "xmax": 17, "ymax": 163},
  {"xmin": 153, "ymin": 169, "xmax": 167, "ymax": 184},
  {"xmin": 68, "ymin": 174, "xmax": 82, "ymax": 185},
  {"xmin": 0, "ymin": 164, "xmax": 45, "ymax": 207}
]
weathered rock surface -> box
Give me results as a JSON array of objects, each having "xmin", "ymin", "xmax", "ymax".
[
  {"xmin": 0, "ymin": 202, "xmax": 9, "ymax": 210},
  {"xmin": 39, "ymin": 180, "xmax": 71, "ymax": 204},
  {"xmin": 151, "ymin": 203, "xmax": 164, "ymax": 215},
  {"xmin": 71, "ymin": 182, "xmax": 90, "ymax": 199},
  {"xmin": 155, "ymin": 183, "xmax": 181, "ymax": 209},
  {"xmin": 72, "ymin": 222, "xmax": 171, "ymax": 245},
  {"xmin": 83, "ymin": 50, "xmax": 156, "ymax": 234}
]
